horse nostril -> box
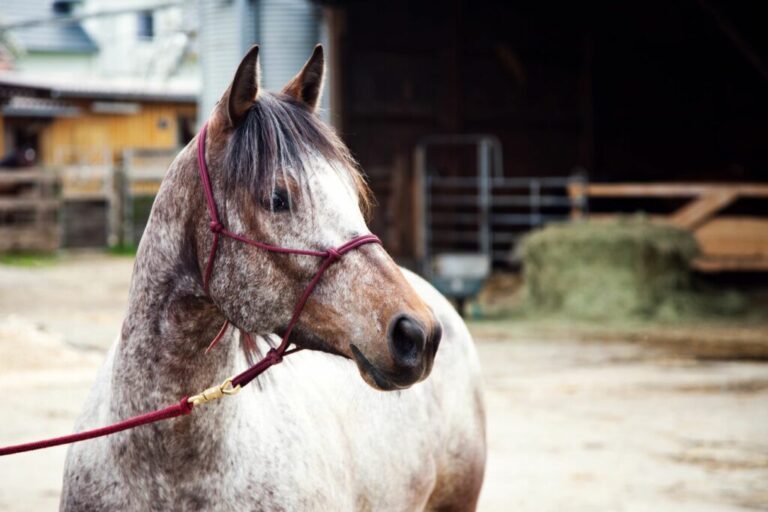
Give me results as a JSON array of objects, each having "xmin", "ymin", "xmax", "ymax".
[{"xmin": 389, "ymin": 315, "xmax": 426, "ymax": 367}]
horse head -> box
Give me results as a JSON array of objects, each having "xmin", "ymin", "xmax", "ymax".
[{"xmin": 197, "ymin": 45, "xmax": 441, "ymax": 390}]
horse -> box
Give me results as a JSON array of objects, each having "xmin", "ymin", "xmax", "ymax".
[{"xmin": 61, "ymin": 45, "xmax": 486, "ymax": 511}]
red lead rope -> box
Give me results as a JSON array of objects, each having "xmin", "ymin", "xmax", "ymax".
[{"xmin": 0, "ymin": 122, "xmax": 381, "ymax": 457}]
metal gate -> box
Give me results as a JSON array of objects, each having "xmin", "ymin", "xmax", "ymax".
[{"xmin": 415, "ymin": 135, "xmax": 585, "ymax": 276}]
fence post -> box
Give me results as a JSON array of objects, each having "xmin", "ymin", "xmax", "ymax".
[
  {"xmin": 478, "ymin": 139, "xmax": 491, "ymax": 258},
  {"xmin": 121, "ymin": 149, "xmax": 133, "ymax": 248},
  {"xmin": 108, "ymin": 155, "xmax": 122, "ymax": 248},
  {"xmin": 413, "ymin": 144, "xmax": 429, "ymax": 277},
  {"xmin": 568, "ymin": 172, "xmax": 589, "ymax": 219}
]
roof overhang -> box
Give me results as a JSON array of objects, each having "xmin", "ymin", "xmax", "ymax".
[
  {"xmin": 0, "ymin": 72, "xmax": 198, "ymax": 103},
  {"xmin": 2, "ymin": 96, "xmax": 80, "ymax": 117}
]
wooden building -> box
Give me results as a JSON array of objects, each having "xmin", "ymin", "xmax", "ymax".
[
  {"xmin": 0, "ymin": 76, "xmax": 196, "ymax": 249},
  {"xmin": 0, "ymin": 75, "xmax": 196, "ymax": 167}
]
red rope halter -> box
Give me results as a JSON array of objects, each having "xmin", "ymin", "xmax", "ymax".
[
  {"xmin": 0, "ymin": 122, "xmax": 380, "ymax": 456},
  {"xmin": 196, "ymin": 121, "xmax": 380, "ymax": 387}
]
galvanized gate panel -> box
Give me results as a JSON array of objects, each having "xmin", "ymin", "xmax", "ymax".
[{"xmin": 416, "ymin": 135, "xmax": 584, "ymax": 271}]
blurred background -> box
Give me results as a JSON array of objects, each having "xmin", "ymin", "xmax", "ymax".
[{"xmin": 0, "ymin": 1, "xmax": 767, "ymax": 511}]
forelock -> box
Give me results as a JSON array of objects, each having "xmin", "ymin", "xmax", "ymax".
[{"xmin": 223, "ymin": 92, "xmax": 372, "ymax": 216}]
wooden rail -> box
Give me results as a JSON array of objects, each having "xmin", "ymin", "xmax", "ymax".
[
  {"xmin": 570, "ymin": 182, "xmax": 768, "ymax": 199},
  {"xmin": 0, "ymin": 170, "xmax": 57, "ymax": 186},
  {"xmin": 568, "ymin": 182, "xmax": 768, "ymax": 272}
]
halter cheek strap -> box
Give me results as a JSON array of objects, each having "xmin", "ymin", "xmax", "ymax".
[{"xmin": 0, "ymin": 121, "xmax": 381, "ymax": 456}]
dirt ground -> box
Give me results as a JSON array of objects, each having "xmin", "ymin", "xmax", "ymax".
[{"xmin": 1, "ymin": 254, "xmax": 767, "ymax": 511}]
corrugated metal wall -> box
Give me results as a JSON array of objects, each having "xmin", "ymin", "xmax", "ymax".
[
  {"xmin": 258, "ymin": 0, "xmax": 320, "ymax": 91},
  {"xmin": 198, "ymin": 0, "xmax": 323, "ymax": 125},
  {"xmin": 197, "ymin": 0, "xmax": 257, "ymax": 123}
]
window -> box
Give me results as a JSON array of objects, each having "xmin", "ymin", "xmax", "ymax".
[
  {"xmin": 177, "ymin": 115, "xmax": 195, "ymax": 146},
  {"xmin": 137, "ymin": 11, "xmax": 154, "ymax": 40},
  {"xmin": 52, "ymin": 0, "xmax": 74, "ymax": 16}
]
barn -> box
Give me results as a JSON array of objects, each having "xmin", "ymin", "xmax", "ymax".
[{"xmin": 199, "ymin": 0, "xmax": 768, "ymax": 272}]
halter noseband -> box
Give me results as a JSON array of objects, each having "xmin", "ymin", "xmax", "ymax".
[{"xmin": 196, "ymin": 122, "xmax": 381, "ymax": 388}]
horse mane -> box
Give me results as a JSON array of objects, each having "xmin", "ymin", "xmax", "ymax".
[{"xmin": 224, "ymin": 92, "xmax": 372, "ymax": 217}]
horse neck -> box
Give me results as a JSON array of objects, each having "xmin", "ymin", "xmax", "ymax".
[{"xmin": 112, "ymin": 150, "xmax": 237, "ymax": 416}]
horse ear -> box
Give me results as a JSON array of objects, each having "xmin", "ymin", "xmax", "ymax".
[
  {"xmin": 282, "ymin": 45, "xmax": 325, "ymax": 111},
  {"xmin": 224, "ymin": 45, "xmax": 261, "ymax": 127}
]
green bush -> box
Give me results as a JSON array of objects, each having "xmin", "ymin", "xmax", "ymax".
[{"xmin": 519, "ymin": 217, "xmax": 735, "ymax": 320}]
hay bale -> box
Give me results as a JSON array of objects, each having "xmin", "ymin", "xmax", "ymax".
[{"xmin": 520, "ymin": 218, "xmax": 704, "ymax": 320}]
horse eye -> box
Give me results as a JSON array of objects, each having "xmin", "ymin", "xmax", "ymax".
[{"xmin": 269, "ymin": 189, "xmax": 290, "ymax": 212}]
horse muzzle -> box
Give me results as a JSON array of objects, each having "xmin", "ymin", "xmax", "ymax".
[{"xmin": 350, "ymin": 314, "xmax": 442, "ymax": 391}]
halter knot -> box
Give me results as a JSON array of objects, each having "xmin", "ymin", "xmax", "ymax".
[
  {"xmin": 326, "ymin": 248, "xmax": 342, "ymax": 262},
  {"xmin": 209, "ymin": 221, "xmax": 224, "ymax": 233},
  {"xmin": 265, "ymin": 348, "xmax": 283, "ymax": 365}
]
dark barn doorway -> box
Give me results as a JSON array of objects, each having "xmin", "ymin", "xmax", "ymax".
[{"xmin": 323, "ymin": 0, "xmax": 768, "ymax": 266}]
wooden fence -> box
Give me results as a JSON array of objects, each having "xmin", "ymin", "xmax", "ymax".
[
  {"xmin": 0, "ymin": 147, "xmax": 176, "ymax": 253},
  {"xmin": 568, "ymin": 182, "xmax": 768, "ymax": 271},
  {"xmin": 0, "ymin": 170, "xmax": 60, "ymax": 252},
  {"xmin": 119, "ymin": 148, "xmax": 176, "ymax": 246}
]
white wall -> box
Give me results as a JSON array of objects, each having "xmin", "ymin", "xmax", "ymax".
[
  {"xmin": 80, "ymin": 0, "xmax": 197, "ymax": 82},
  {"xmin": 13, "ymin": 53, "xmax": 95, "ymax": 76}
]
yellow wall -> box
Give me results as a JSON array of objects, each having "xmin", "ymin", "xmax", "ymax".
[{"xmin": 39, "ymin": 101, "xmax": 196, "ymax": 165}]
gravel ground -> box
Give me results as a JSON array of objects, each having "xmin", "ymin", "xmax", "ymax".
[{"xmin": 0, "ymin": 254, "xmax": 767, "ymax": 511}]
